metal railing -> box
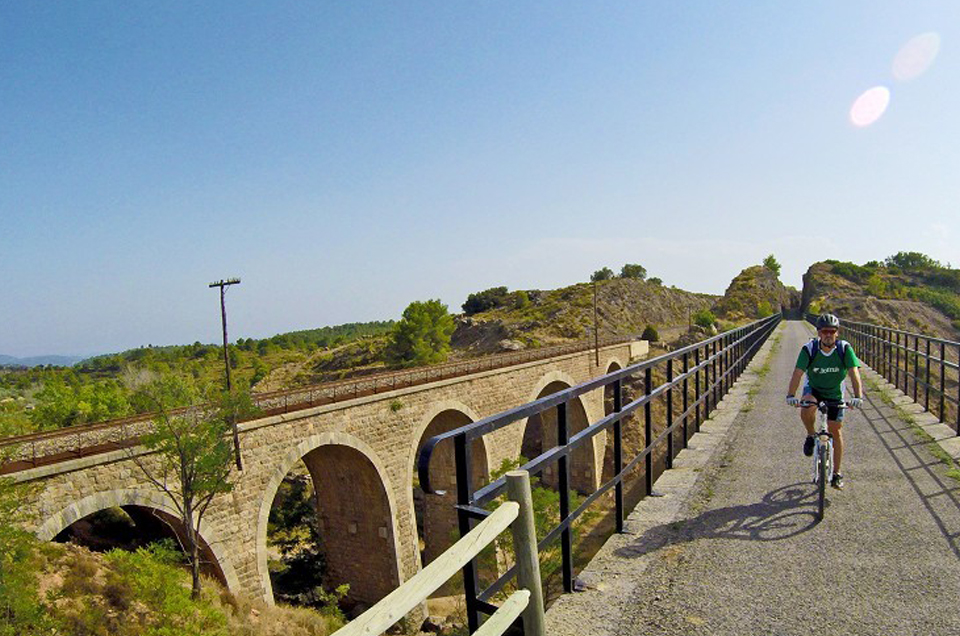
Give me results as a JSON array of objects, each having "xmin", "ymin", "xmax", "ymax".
[
  {"xmin": 0, "ymin": 335, "xmax": 635, "ymax": 475},
  {"xmin": 835, "ymin": 318, "xmax": 960, "ymax": 433},
  {"xmin": 334, "ymin": 471, "xmax": 545, "ymax": 636},
  {"xmin": 417, "ymin": 313, "xmax": 781, "ymax": 632}
]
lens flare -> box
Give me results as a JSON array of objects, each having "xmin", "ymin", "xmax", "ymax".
[
  {"xmin": 893, "ymin": 32, "xmax": 940, "ymax": 81},
  {"xmin": 849, "ymin": 86, "xmax": 891, "ymax": 128}
]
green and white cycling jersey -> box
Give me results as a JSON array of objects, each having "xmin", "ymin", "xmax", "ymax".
[{"xmin": 795, "ymin": 340, "xmax": 861, "ymax": 401}]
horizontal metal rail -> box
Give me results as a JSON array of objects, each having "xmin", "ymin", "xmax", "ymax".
[
  {"xmin": 418, "ymin": 313, "xmax": 780, "ymax": 632},
  {"xmin": 818, "ymin": 316, "xmax": 960, "ymax": 434},
  {"xmin": 0, "ymin": 335, "xmax": 635, "ymax": 474}
]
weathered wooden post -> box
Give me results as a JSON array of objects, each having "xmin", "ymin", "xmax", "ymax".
[{"xmin": 506, "ymin": 470, "xmax": 546, "ymax": 636}]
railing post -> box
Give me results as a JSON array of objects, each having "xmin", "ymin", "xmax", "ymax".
[
  {"xmin": 666, "ymin": 358, "xmax": 674, "ymax": 469},
  {"xmin": 682, "ymin": 352, "xmax": 689, "ymax": 448},
  {"xmin": 506, "ymin": 471, "xmax": 546, "ymax": 636},
  {"xmin": 694, "ymin": 347, "xmax": 702, "ymax": 433},
  {"xmin": 940, "ymin": 341, "xmax": 946, "ymax": 423},
  {"xmin": 925, "ymin": 338, "xmax": 931, "ymax": 412},
  {"xmin": 956, "ymin": 343, "xmax": 960, "ymax": 434},
  {"xmin": 613, "ymin": 378, "xmax": 624, "ymax": 533},
  {"xmin": 645, "ymin": 366, "xmax": 653, "ymax": 495},
  {"xmin": 557, "ymin": 402, "xmax": 573, "ymax": 593},
  {"xmin": 895, "ymin": 331, "xmax": 901, "ymax": 391},
  {"xmin": 454, "ymin": 433, "xmax": 480, "ymax": 633}
]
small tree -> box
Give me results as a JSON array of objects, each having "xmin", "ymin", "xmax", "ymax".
[
  {"xmin": 130, "ymin": 376, "xmax": 236, "ymax": 600},
  {"xmin": 641, "ymin": 325, "xmax": 659, "ymax": 342},
  {"xmin": 619, "ymin": 264, "xmax": 647, "ymax": 280},
  {"xmin": 591, "ymin": 267, "xmax": 614, "ymax": 282},
  {"xmin": 763, "ymin": 254, "xmax": 781, "ymax": 277},
  {"xmin": 693, "ymin": 309, "xmax": 717, "ymax": 329},
  {"xmin": 388, "ymin": 300, "xmax": 456, "ymax": 367},
  {"xmin": 647, "ymin": 277, "xmax": 662, "ymax": 286}
]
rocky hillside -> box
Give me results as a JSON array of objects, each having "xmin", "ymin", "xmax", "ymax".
[
  {"xmin": 714, "ymin": 265, "xmax": 801, "ymax": 321},
  {"xmin": 801, "ymin": 255, "xmax": 960, "ymax": 340},
  {"xmin": 451, "ymin": 278, "xmax": 719, "ymax": 355}
]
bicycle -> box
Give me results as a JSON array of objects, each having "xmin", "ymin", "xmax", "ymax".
[{"xmin": 797, "ymin": 399, "xmax": 847, "ymax": 521}]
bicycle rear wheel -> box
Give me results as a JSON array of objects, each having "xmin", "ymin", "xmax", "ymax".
[{"xmin": 817, "ymin": 444, "xmax": 828, "ymax": 521}]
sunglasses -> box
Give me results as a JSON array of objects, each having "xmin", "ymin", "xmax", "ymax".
[{"xmin": 819, "ymin": 329, "xmax": 838, "ymax": 335}]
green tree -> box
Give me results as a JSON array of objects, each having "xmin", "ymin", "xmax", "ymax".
[
  {"xmin": 885, "ymin": 251, "xmax": 942, "ymax": 270},
  {"xmin": 647, "ymin": 277, "xmax": 663, "ymax": 286},
  {"xmin": 387, "ymin": 300, "xmax": 456, "ymax": 367},
  {"xmin": 591, "ymin": 267, "xmax": 614, "ymax": 282},
  {"xmin": 763, "ymin": 254, "xmax": 781, "ymax": 277},
  {"xmin": 619, "ymin": 264, "xmax": 647, "ymax": 280},
  {"xmin": 130, "ymin": 376, "xmax": 236, "ymax": 600}
]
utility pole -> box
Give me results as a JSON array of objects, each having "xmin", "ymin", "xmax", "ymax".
[
  {"xmin": 209, "ymin": 277, "xmax": 242, "ymax": 470},
  {"xmin": 593, "ymin": 279, "xmax": 600, "ymax": 367}
]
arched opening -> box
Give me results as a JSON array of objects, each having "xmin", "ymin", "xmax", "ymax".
[
  {"xmin": 266, "ymin": 443, "xmax": 400, "ymax": 614},
  {"xmin": 413, "ymin": 409, "xmax": 488, "ymax": 567},
  {"xmin": 50, "ymin": 504, "xmax": 227, "ymax": 586},
  {"xmin": 522, "ymin": 381, "xmax": 595, "ymax": 494}
]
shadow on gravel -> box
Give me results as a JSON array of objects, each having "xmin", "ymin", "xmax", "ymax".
[
  {"xmin": 862, "ymin": 392, "xmax": 960, "ymax": 559},
  {"xmin": 612, "ymin": 483, "xmax": 820, "ymax": 560}
]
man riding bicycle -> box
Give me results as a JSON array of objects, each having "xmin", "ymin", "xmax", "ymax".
[{"xmin": 785, "ymin": 313, "xmax": 864, "ymax": 490}]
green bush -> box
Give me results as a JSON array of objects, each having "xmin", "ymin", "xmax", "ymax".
[
  {"xmin": 387, "ymin": 300, "xmax": 455, "ymax": 367},
  {"xmin": 591, "ymin": 267, "xmax": 614, "ymax": 282},
  {"xmin": 757, "ymin": 301, "xmax": 774, "ymax": 318},
  {"xmin": 830, "ymin": 261, "xmax": 870, "ymax": 283},
  {"xmin": 693, "ymin": 309, "xmax": 717, "ymax": 329},
  {"xmin": 885, "ymin": 251, "xmax": 942, "ymax": 270},
  {"xmin": 763, "ymin": 254, "xmax": 781, "ymax": 277},
  {"xmin": 619, "ymin": 264, "xmax": 647, "ymax": 280},
  {"xmin": 462, "ymin": 287, "xmax": 509, "ymax": 315},
  {"xmin": 647, "ymin": 277, "xmax": 663, "ymax": 286},
  {"xmin": 641, "ymin": 325, "xmax": 659, "ymax": 342}
]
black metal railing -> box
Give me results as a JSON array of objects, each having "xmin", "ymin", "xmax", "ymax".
[
  {"xmin": 832, "ymin": 318, "xmax": 960, "ymax": 433},
  {"xmin": 417, "ymin": 313, "xmax": 781, "ymax": 632}
]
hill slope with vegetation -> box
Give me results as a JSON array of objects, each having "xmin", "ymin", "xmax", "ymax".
[
  {"xmin": 714, "ymin": 257, "xmax": 801, "ymax": 322},
  {"xmin": 801, "ymin": 252, "xmax": 960, "ymax": 340}
]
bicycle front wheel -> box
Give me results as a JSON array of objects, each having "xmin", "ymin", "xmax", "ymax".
[{"xmin": 817, "ymin": 445, "xmax": 828, "ymax": 521}]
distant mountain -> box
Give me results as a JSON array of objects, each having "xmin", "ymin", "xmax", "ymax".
[{"xmin": 0, "ymin": 354, "xmax": 86, "ymax": 368}]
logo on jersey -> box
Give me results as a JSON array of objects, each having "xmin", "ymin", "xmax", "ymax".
[{"xmin": 813, "ymin": 367, "xmax": 840, "ymax": 374}]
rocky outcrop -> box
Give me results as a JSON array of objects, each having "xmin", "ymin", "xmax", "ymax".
[{"xmin": 715, "ymin": 265, "xmax": 800, "ymax": 320}]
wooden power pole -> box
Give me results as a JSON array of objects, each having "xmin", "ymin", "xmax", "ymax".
[{"xmin": 209, "ymin": 277, "xmax": 242, "ymax": 470}]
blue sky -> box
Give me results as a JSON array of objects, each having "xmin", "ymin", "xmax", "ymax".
[{"xmin": 2, "ymin": 2, "xmax": 958, "ymax": 357}]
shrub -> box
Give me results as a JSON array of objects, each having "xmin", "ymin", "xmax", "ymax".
[
  {"xmin": 757, "ymin": 301, "xmax": 774, "ymax": 317},
  {"xmin": 591, "ymin": 267, "xmax": 614, "ymax": 282},
  {"xmin": 648, "ymin": 277, "xmax": 663, "ymax": 286},
  {"xmin": 641, "ymin": 325, "xmax": 659, "ymax": 342},
  {"xmin": 831, "ymin": 261, "xmax": 870, "ymax": 283},
  {"xmin": 885, "ymin": 251, "xmax": 942, "ymax": 270},
  {"xmin": 693, "ymin": 309, "xmax": 717, "ymax": 329},
  {"xmin": 387, "ymin": 300, "xmax": 455, "ymax": 366},
  {"xmin": 763, "ymin": 254, "xmax": 781, "ymax": 277},
  {"xmin": 462, "ymin": 287, "xmax": 509, "ymax": 315},
  {"xmin": 619, "ymin": 264, "xmax": 647, "ymax": 280}
]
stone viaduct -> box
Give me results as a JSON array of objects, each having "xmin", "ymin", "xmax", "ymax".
[{"xmin": 8, "ymin": 340, "xmax": 647, "ymax": 608}]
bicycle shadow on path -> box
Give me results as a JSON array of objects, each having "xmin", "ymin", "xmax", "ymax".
[{"xmin": 611, "ymin": 483, "xmax": 821, "ymax": 560}]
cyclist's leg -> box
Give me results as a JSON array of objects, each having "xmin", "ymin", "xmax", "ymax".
[
  {"xmin": 828, "ymin": 419, "xmax": 843, "ymax": 473},
  {"xmin": 801, "ymin": 384, "xmax": 816, "ymax": 435}
]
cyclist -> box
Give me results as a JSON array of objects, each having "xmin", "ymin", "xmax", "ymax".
[{"xmin": 785, "ymin": 313, "xmax": 864, "ymax": 490}]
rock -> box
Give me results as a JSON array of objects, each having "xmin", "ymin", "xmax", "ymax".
[
  {"xmin": 421, "ymin": 617, "xmax": 443, "ymax": 633},
  {"xmin": 498, "ymin": 339, "xmax": 525, "ymax": 351}
]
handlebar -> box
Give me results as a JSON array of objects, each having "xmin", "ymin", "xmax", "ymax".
[{"xmin": 797, "ymin": 399, "xmax": 848, "ymax": 411}]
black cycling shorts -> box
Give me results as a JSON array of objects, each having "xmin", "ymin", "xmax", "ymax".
[{"xmin": 802, "ymin": 384, "xmax": 845, "ymax": 422}]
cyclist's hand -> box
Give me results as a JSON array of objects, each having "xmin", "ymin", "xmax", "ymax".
[
  {"xmin": 786, "ymin": 395, "xmax": 800, "ymax": 407},
  {"xmin": 849, "ymin": 397, "xmax": 863, "ymax": 409}
]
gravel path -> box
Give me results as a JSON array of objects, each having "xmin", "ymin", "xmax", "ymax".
[
  {"xmin": 544, "ymin": 320, "xmax": 960, "ymax": 635},
  {"xmin": 607, "ymin": 320, "xmax": 960, "ymax": 635}
]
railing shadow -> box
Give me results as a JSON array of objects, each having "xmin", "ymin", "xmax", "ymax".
[
  {"xmin": 612, "ymin": 482, "xmax": 820, "ymax": 560},
  {"xmin": 861, "ymin": 391, "xmax": 960, "ymax": 560}
]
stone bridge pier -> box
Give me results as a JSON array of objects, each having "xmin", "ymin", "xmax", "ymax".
[{"xmin": 14, "ymin": 340, "xmax": 647, "ymax": 607}]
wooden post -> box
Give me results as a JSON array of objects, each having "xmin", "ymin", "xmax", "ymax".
[{"xmin": 506, "ymin": 471, "xmax": 546, "ymax": 636}]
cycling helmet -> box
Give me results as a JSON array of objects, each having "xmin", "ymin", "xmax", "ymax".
[{"xmin": 816, "ymin": 313, "xmax": 840, "ymax": 330}]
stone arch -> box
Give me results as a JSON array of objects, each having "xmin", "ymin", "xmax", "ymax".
[
  {"xmin": 521, "ymin": 374, "xmax": 596, "ymax": 493},
  {"xmin": 411, "ymin": 403, "xmax": 490, "ymax": 567},
  {"xmin": 257, "ymin": 432, "xmax": 402, "ymax": 607},
  {"xmin": 35, "ymin": 489, "xmax": 238, "ymax": 591}
]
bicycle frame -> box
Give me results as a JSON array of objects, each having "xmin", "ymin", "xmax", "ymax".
[{"xmin": 798, "ymin": 399, "xmax": 846, "ymax": 520}]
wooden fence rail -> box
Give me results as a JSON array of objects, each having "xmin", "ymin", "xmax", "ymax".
[{"xmin": 334, "ymin": 470, "xmax": 544, "ymax": 636}]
